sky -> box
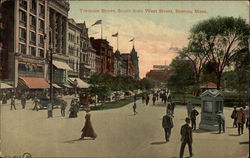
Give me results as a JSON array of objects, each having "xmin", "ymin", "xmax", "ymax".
[{"xmin": 68, "ymin": 1, "xmax": 249, "ymax": 78}]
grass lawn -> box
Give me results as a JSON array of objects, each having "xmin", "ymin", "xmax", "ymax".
[
  {"xmin": 171, "ymin": 91, "xmax": 247, "ymax": 107},
  {"xmin": 90, "ymin": 96, "xmax": 137, "ymax": 111}
]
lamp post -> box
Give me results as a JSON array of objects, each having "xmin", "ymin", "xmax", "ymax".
[
  {"xmin": 14, "ymin": 52, "xmax": 21, "ymax": 97},
  {"xmin": 45, "ymin": 27, "xmax": 54, "ymax": 118}
]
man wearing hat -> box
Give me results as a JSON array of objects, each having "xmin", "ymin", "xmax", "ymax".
[
  {"xmin": 162, "ymin": 113, "xmax": 173, "ymax": 142},
  {"xmin": 231, "ymin": 106, "xmax": 238, "ymax": 128},
  {"xmin": 236, "ymin": 108, "xmax": 245, "ymax": 135},
  {"xmin": 179, "ymin": 117, "xmax": 193, "ymax": 158},
  {"xmin": 10, "ymin": 95, "xmax": 16, "ymax": 110}
]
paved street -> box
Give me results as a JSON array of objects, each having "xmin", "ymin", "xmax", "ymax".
[{"xmin": 0, "ymin": 96, "xmax": 249, "ymax": 158}]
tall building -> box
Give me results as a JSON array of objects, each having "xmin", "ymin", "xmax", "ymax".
[
  {"xmin": 67, "ymin": 18, "xmax": 81, "ymax": 78},
  {"xmin": 0, "ymin": 1, "xmax": 8, "ymax": 80},
  {"xmin": 90, "ymin": 37, "xmax": 114, "ymax": 75},
  {"xmin": 121, "ymin": 53, "xmax": 134, "ymax": 78},
  {"xmin": 114, "ymin": 50, "xmax": 122, "ymax": 76},
  {"xmin": 130, "ymin": 44, "xmax": 139, "ymax": 79},
  {"xmin": 0, "ymin": 0, "xmax": 72, "ymax": 89},
  {"xmin": 47, "ymin": 0, "xmax": 71, "ymax": 86},
  {"xmin": 146, "ymin": 66, "xmax": 172, "ymax": 84},
  {"xmin": 77, "ymin": 22, "xmax": 96, "ymax": 80},
  {"xmin": 0, "ymin": 0, "xmax": 50, "ymax": 89}
]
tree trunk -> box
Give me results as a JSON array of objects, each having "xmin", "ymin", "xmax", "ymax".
[
  {"xmin": 216, "ymin": 71, "xmax": 222, "ymax": 90},
  {"xmin": 94, "ymin": 95, "xmax": 97, "ymax": 107}
]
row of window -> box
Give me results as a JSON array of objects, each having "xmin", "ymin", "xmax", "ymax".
[
  {"xmin": 68, "ymin": 45, "xmax": 80, "ymax": 57},
  {"xmin": 19, "ymin": 10, "xmax": 45, "ymax": 31},
  {"xmin": 68, "ymin": 33, "xmax": 79, "ymax": 44},
  {"xmin": 68, "ymin": 59, "xmax": 80, "ymax": 72},
  {"xmin": 19, "ymin": 0, "xmax": 45, "ymax": 17},
  {"xmin": 19, "ymin": 63, "xmax": 43, "ymax": 73},
  {"xmin": 19, "ymin": 28, "xmax": 44, "ymax": 46},
  {"xmin": 19, "ymin": 43, "xmax": 44, "ymax": 58}
]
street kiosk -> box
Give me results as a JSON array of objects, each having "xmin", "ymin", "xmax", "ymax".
[{"xmin": 199, "ymin": 89, "xmax": 224, "ymax": 131}]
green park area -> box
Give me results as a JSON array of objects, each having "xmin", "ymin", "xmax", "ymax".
[
  {"xmin": 165, "ymin": 16, "xmax": 249, "ymax": 107},
  {"xmin": 88, "ymin": 16, "xmax": 249, "ymax": 110}
]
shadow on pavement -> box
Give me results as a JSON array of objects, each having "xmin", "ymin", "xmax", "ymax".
[
  {"xmin": 226, "ymin": 126, "xmax": 236, "ymax": 129},
  {"xmin": 239, "ymin": 141, "xmax": 249, "ymax": 145},
  {"xmin": 210, "ymin": 132, "xmax": 222, "ymax": 134},
  {"xmin": 229, "ymin": 134, "xmax": 239, "ymax": 136},
  {"xmin": 150, "ymin": 141, "xmax": 167, "ymax": 145},
  {"xmin": 63, "ymin": 138, "xmax": 83, "ymax": 143},
  {"xmin": 192, "ymin": 129, "xmax": 209, "ymax": 133},
  {"xmin": 64, "ymin": 138, "xmax": 95, "ymax": 143}
]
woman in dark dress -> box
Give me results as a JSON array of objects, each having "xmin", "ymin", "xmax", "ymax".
[{"xmin": 80, "ymin": 107, "xmax": 97, "ymax": 140}]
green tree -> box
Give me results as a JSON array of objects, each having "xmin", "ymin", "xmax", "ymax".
[
  {"xmin": 189, "ymin": 16, "xmax": 249, "ymax": 89},
  {"xmin": 167, "ymin": 56, "xmax": 195, "ymax": 103},
  {"xmin": 139, "ymin": 78, "xmax": 156, "ymax": 90}
]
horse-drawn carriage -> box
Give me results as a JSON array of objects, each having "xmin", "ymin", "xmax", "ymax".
[{"xmin": 79, "ymin": 92, "xmax": 93, "ymax": 108}]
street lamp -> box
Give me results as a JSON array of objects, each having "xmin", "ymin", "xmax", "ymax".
[
  {"xmin": 14, "ymin": 52, "xmax": 21, "ymax": 97},
  {"xmin": 45, "ymin": 27, "xmax": 54, "ymax": 118}
]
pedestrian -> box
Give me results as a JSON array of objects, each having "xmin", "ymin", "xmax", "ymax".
[
  {"xmin": 2, "ymin": 92, "xmax": 7, "ymax": 104},
  {"xmin": 134, "ymin": 94, "xmax": 137, "ymax": 102},
  {"xmin": 152, "ymin": 95, "xmax": 156, "ymax": 105},
  {"xmin": 61, "ymin": 100, "xmax": 67, "ymax": 117},
  {"xmin": 142, "ymin": 94, "xmax": 145, "ymax": 103},
  {"xmin": 47, "ymin": 102, "xmax": 53, "ymax": 118},
  {"xmin": 231, "ymin": 106, "xmax": 238, "ymax": 128},
  {"xmin": 236, "ymin": 108, "xmax": 245, "ymax": 135},
  {"xmin": 156, "ymin": 92, "xmax": 159, "ymax": 101},
  {"xmin": 69, "ymin": 99, "xmax": 78, "ymax": 118},
  {"xmin": 244, "ymin": 105, "xmax": 249, "ymax": 128},
  {"xmin": 186, "ymin": 101, "xmax": 193, "ymax": 117},
  {"xmin": 80, "ymin": 107, "xmax": 97, "ymax": 140},
  {"xmin": 190, "ymin": 106, "xmax": 199, "ymax": 130},
  {"xmin": 10, "ymin": 95, "xmax": 16, "ymax": 110},
  {"xmin": 217, "ymin": 113, "xmax": 225, "ymax": 133},
  {"xmin": 169, "ymin": 102, "xmax": 176, "ymax": 117},
  {"xmin": 133, "ymin": 102, "xmax": 137, "ymax": 115},
  {"xmin": 21, "ymin": 94, "xmax": 26, "ymax": 109},
  {"xmin": 32, "ymin": 96, "xmax": 39, "ymax": 111},
  {"xmin": 162, "ymin": 92, "xmax": 165, "ymax": 102},
  {"xmin": 179, "ymin": 117, "xmax": 194, "ymax": 158},
  {"xmin": 162, "ymin": 114, "xmax": 173, "ymax": 142},
  {"xmin": 146, "ymin": 95, "xmax": 150, "ymax": 105},
  {"xmin": 163, "ymin": 94, "xmax": 167, "ymax": 105}
]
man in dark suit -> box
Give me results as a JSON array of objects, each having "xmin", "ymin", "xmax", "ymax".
[
  {"xmin": 162, "ymin": 114, "xmax": 174, "ymax": 142},
  {"xmin": 179, "ymin": 117, "xmax": 193, "ymax": 158},
  {"xmin": 190, "ymin": 106, "xmax": 199, "ymax": 130}
]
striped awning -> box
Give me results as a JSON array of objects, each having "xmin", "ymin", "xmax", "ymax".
[
  {"xmin": 52, "ymin": 83, "xmax": 62, "ymax": 89},
  {"xmin": 53, "ymin": 60, "xmax": 72, "ymax": 71},
  {"xmin": 69, "ymin": 77, "xmax": 90, "ymax": 89},
  {"xmin": 18, "ymin": 77, "xmax": 50, "ymax": 89},
  {"xmin": 0, "ymin": 83, "xmax": 13, "ymax": 89}
]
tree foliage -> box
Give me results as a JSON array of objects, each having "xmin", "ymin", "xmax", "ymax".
[
  {"xmin": 189, "ymin": 16, "xmax": 249, "ymax": 89},
  {"xmin": 88, "ymin": 73, "xmax": 156, "ymax": 97},
  {"xmin": 167, "ymin": 56, "xmax": 195, "ymax": 93}
]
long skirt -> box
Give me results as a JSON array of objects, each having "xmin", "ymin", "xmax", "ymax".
[{"xmin": 81, "ymin": 121, "xmax": 97, "ymax": 138}]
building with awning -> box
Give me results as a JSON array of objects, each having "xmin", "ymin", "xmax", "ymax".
[
  {"xmin": 52, "ymin": 60, "xmax": 72, "ymax": 85},
  {"xmin": 53, "ymin": 60, "xmax": 72, "ymax": 71},
  {"xmin": 18, "ymin": 77, "xmax": 50, "ymax": 89},
  {"xmin": 69, "ymin": 77, "xmax": 90, "ymax": 89},
  {"xmin": 52, "ymin": 83, "xmax": 62, "ymax": 89},
  {"xmin": 0, "ymin": 83, "xmax": 13, "ymax": 89}
]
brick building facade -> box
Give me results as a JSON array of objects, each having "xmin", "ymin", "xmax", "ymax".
[{"xmin": 90, "ymin": 37, "xmax": 114, "ymax": 75}]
